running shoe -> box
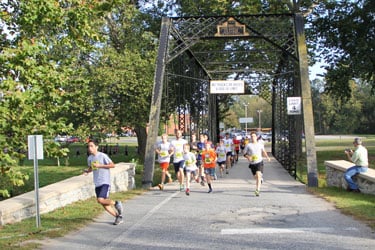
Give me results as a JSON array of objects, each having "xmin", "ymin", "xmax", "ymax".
[
  {"xmin": 158, "ymin": 184, "xmax": 164, "ymax": 190},
  {"xmin": 113, "ymin": 215, "xmax": 123, "ymax": 225},
  {"xmin": 180, "ymin": 184, "xmax": 184, "ymax": 191},
  {"xmin": 208, "ymin": 188, "xmax": 213, "ymax": 193},
  {"xmin": 114, "ymin": 201, "xmax": 123, "ymax": 216},
  {"xmin": 185, "ymin": 188, "xmax": 190, "ymax": 196},
  {"xmin": 255, "ymin": 190, "xmax": 260, "ymax": 196},
  {"xmin": 200, "ymin": 181, "xmax": 205, "ymax": 186}
]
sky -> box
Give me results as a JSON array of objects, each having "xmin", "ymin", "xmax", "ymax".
[{"xmin": 309, "ymin": 62, "xmax": 326, "ymax": 80}]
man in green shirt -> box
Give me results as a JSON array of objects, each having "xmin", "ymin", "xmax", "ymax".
[{"xmin": 344, "ymin": 137, "xmax": 368, "ymax": 193}]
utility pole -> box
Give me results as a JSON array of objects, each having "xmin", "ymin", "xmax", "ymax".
[
  {"xmin": 257, "ymin": 109, "xmax": 262, "ymax": 130},
  {"xmin": 244, "ymin": 104, "xmax": 248, "ymax": 134}
]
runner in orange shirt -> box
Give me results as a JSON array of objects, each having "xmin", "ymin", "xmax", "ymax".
[{"xmin": 201, "ymin": 142, "xmax": 217, "ymax": 193}]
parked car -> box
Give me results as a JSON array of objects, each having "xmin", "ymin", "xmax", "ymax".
[
  {"xmin": 280, "ymin": 131, "xmax": 289, "ymax": 141},
  {"xmin": 67, "ymin": 136, "xmax": 80, "ymax": 143},
  {"xmin": 261, "ymin": 132, "xmax": 272, "ymax": 142},
  {"xmin": 54, "ymin": 135, "xmax": 68, "ymax": 142}
]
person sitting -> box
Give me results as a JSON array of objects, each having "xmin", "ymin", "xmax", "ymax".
[{"xmin": 344, "ymin": 137, "xmax": 368, "ymax": 193}]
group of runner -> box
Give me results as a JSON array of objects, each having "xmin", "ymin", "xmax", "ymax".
[
  {"xmin": 155, "ymin": 130, "xmax": 270, "ymax": 197},
  {"xmin": 81, "ymin": 129, "xmax": 270, "ymax": 226}
]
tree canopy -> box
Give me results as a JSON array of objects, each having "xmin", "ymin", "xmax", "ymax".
[
  {"xmin": 1, "ymin": 0, "xmax": 373, "ymax": 197},
  {"xmin": 0, "ymin": 0, "xmax": 157, "ymax": 197},
  {"xmin": 307, "ymin": 0, "xmax": 374, "ymax": 99}
]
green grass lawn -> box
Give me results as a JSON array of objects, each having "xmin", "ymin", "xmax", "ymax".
[
  {"xmin": 0, "ymin": 137, "xmax": 374, "ymax": 249},
  {"xmin": 7, "ymin": 142, "xmax": 140, "ymax": 197}
]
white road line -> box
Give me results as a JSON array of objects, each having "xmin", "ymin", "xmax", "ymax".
[
  {"xmin": 221, "ymin": 227, "xmax": 359, "ymax": 235},
  {"xmin": 103, "ymin": 191, "xmax": 180, "ymax": 249}
]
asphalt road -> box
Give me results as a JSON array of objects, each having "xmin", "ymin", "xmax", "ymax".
[{"xmin": 42, "ymin": 156, "xmax": 375, "ymax": 250}]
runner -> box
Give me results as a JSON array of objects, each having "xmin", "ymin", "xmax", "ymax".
[
  {"xmin": 233, "ymin": 135, "xmax": 241, "ymax": 163},
  {"xmin": 201, "ymin": 142, "xmax": 217, "ymax": 193},
  {"xmin": 155, "ymin": 133, "xmax": 173, "ymax": 190},
  {"xmin": 196, "ymin": 134, "xmax": 206, "ymax": 185},
  {"xmin": 183, "ymin": 143, "xmax": 198, "ymax": 195},
  {"xmin": 243, "ymin": 132, "xmax": 270, "ymax": 196},
  {"xmin": 169, "ymin": 130, "xmax": 188, "ymax": 191},
  {"xmin": 84, "ymin": 139, "xmax": 123, "ymax": 225},
  {"xmin": 223, "ymin": 132, "xmax": 234, "ymax": 174},
  {"xmin": 215, "ymin": 139, "xmax": 227, "ymax": 177}
]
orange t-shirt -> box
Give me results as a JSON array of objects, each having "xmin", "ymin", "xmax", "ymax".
[{"xmin": 201, "ymin": 149, "xmax": 217, "ymax": 168}]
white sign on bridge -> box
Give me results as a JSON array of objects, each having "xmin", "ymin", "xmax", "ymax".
[{"xmin": 210, "ymin": 80, "xmax": 244, "ymax": 94}]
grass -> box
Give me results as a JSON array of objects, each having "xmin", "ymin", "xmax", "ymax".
[
  {"xmin": 1, "ymin": 137, "xmax": 375, "ymax": 249},
  {"xmin": 0, "ymin": 190, "xmax": 145, "ymax": 250},
  {"xmin": 308, "ymin": 187, "xmax": 375, "ymax": 229},
  {"xmin": 7, "ymin": 142, "xmax": 139, "ymax": 197}
]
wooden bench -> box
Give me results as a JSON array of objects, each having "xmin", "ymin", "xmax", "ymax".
[{"xmin": 325, "ymin": 160, "xmax": 375, "ymax": 195}]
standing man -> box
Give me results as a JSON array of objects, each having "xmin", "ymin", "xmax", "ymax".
[
  {"xmin": 243, "ymin": 132, "xmax": 270, "ymax": 197},
  {"xmin": 84, "ymin": 139, "xmax": 123, "ymax": 225},
  {"xmin": 155, "ymin": 133, "xmax": 173, "ymax": 190},
  {"xmin": 169, "ymin": 130, "xmax": 188, "ymax": 191},
  {"xmin": 344, "ymin": 137, "xmax": 368, "ymax": 193}
]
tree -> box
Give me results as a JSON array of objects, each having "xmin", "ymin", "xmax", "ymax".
[
  {"xmin": 312, "ymin": 79, "xmax": 363, "ymax": 134},
  {"xmin": 91, "ymin": 2, "xmax": 157, "ymax": 162},
  {"xmin": 0, "ymin": 0, "xmax": 106, "ymax": 197},
  {"xmin": 307, "ymin": 0, "xmax": 375, "ymax": 99}
]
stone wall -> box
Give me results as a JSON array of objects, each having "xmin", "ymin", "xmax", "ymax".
[
  {"xmin": 0, "ymin": 162, "xmax": 136, "ymax": 226},
  {"xmin": 325, "ymin": 160, "xmax": 375, "ymax": 195}
]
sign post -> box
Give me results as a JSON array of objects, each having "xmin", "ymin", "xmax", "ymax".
[
  {"xmin": 239, "ymin": 117, "xmax": 254, "ymax": 134},
  {"xmin": 28, "ymin": 135, "xmax": 44, "ymax": 228}
]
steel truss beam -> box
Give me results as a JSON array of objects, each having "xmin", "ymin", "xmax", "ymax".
[{"xmin": 143, "ymin": 14, "xmax": 318, "ymax": 189}]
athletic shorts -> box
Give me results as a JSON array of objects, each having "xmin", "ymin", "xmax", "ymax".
[
  {"xmin": 159, "ymin": 162, "xmax": 170, "ymax": 170},
  {"xmin": 185, "ymin": 168, "xmax": 197, "ymax": 174},
  {"xmin": 204, "ymin": 168, "xmax": 216, "ymax": 176},
  {"xmin": 217, "ymin": 161, "xmax": 226, "ymax": 166},
  {"xmin": 249, "ymin": 161, "xmax": 264, "ymax": 176},
  {"xmin": 95, "ymin": 184, "xmax": 110, "ymax": 199},
  {"xmin": 226, "ymin": 152, "xmax": 232, "ymax": 157},
  {"xmin": 196, "ymin": 159, "xmax": 202, "ymax": 167},
  {"xmin": 173, "ymin": 160, "xmax": 185, "ymax": 173}
]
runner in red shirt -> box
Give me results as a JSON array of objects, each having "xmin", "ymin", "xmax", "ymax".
[{"xmin": 233, "ymin": 135, "xmax": 241, "ymax": 163}]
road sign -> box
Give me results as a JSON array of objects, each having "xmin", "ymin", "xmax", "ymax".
[
  {"xmin": 28, "ymin": 135, "xmax": 44, "ymax": 160},
  {"xmin": 239, "ymin": 117, "xmax": 253, "ymax": 123},
  {"xmin": 287, "ymin": 97, "xmax": 302, "ymax": 115}
]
